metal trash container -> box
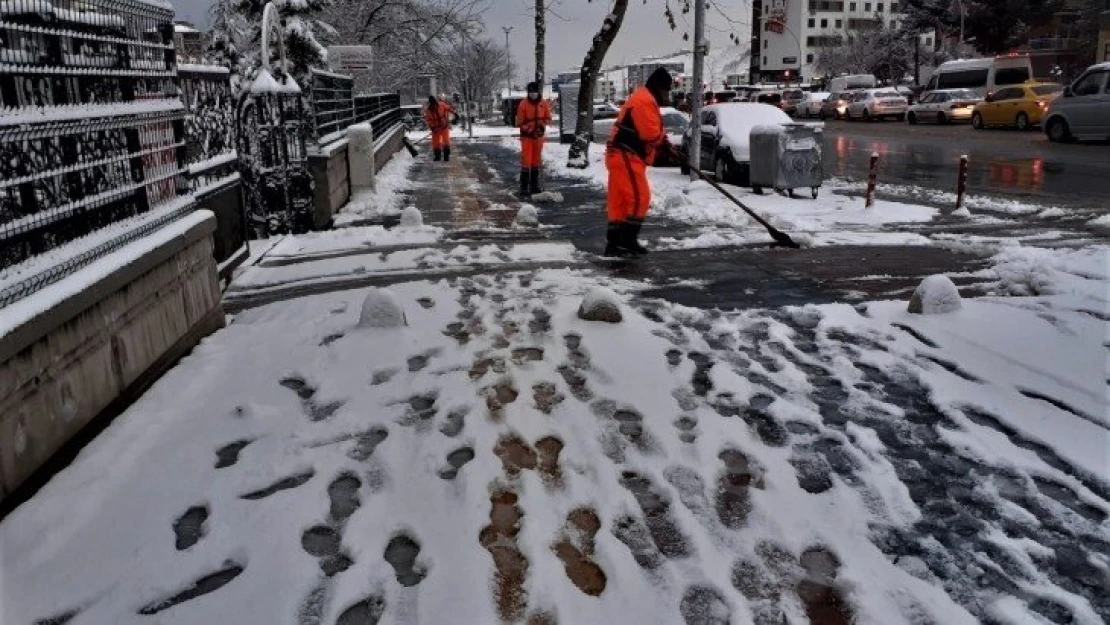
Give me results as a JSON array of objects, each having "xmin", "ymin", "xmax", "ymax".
[{"xmin": 749, "ymin": 123, "xmax": 824, "ymax": 198}]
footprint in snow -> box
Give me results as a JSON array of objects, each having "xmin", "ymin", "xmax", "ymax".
[{"xmin": 384, "ymin": 533, "xmax": 427, "ymax": 587}]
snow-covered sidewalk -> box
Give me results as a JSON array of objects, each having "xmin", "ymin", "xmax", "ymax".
[
  {"xmin": 2, "ymin": 135, "xmax": 1107, "ymax": 625},
  {"xmin": 2, "ymin": 260, "xmax": 1106, "ymax": 624}
]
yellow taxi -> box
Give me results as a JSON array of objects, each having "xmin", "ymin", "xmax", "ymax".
[{"xmin": 971, "ymin": 82, "xmax": 1064, "ymax": 130}]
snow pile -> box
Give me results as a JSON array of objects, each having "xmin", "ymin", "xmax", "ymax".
[
  {"xmin": 529, "ymin": 191, "xmax": 564, "ymax": 203},
  {"xmin": 335, "ymin": 149, "xmax": 417, "ymax": 225},
  {"xmin": 356, "ymin": 287, "xmax": 406, "ymax": 328},
  {"xmin": 1087, "ymin": 214, "xmax": 1110, "ymax": 228},
  {"xmin": 399, "ymin": 206, "xmax": 423, "ymax": 228},
  {"xmin": 577, "ymin": 286, "xmax": 623, "ymax": 323},
  {"xmin": 952, "ymin": 206, "xmax": 972, "ymax": 218},
  {"xmin": 907, "ymin": 275, "xmax": 962, "ymax": 314},
  {"xmin": 514, "ymin": 204, "xmax": 539, "ymax": 227}
]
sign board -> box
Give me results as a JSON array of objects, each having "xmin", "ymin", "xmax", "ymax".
[
  {"xmin": 328, "ymin": 46, "xmax": 373, "ymax": 72},
  {"xmin": 782, "ymin": 56, "xmax": 798, "ymax": 64},
  {"xmin": 559, "ymin": 82, "xmax": 580, "ymax": 145}
]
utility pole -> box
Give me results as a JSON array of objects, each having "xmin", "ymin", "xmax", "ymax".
[
  {"xmin": 689, "ymin": 0, "xmax": 706, "ymax": 180},
  {"xmin": 503, "ymin": 26, "xmax": 514, "ymax": 101}
]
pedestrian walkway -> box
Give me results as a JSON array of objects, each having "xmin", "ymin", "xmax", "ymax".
[{"xmin": 226, "ymin": 140, "xmax": 993, "ymax": 313}]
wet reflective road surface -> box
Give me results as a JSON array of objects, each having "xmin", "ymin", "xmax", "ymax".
[{"xmin": 818, "ymin": 120, "xmax": 1110, "ymax": 209}]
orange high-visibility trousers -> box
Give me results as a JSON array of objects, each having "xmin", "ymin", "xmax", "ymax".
[
  {"xmin": 431, "ymin": 127, "xmax": 451, "ymax": 151},
  {"xmin": 606, "ymin": 149, "xmax": 650, "ymax": 223},
  {"xmin": 520, "ymin": 136, "xmax": 544, "ymax": 168}
]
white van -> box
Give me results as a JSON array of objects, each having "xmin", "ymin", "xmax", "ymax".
[
  {"xmin": 828, "ymin": 74, "xmax": 877, "ymax": 94},
  {"xmin": 923, "ymin": 55, "xmax": 1034, "ymax": 98}
]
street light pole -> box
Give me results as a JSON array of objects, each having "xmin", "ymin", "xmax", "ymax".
[
  {"xmin": 689, "ymin": 0, "xmax": 706, "ymax": 180},
  {"xmin": 503, "ymin": 26, "xmax": 514, "ymax": 102}
]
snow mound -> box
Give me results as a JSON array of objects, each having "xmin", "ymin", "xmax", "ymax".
[
  {"xmin": 908, "ymin": 275, "xmax": 962, "ymax": 315},
  {"xmin": 515, "ymin": 205, "xmax": 540, "ymax": 227},
  {"xmin": 1087, "ymin": 214, "xmax": 1110, "ymax": 228},
  {"xmin": 664, "ymin": 193, "xmax": 690, "ymax": 209},
  {"xmin": 577, "ymin": 287, "xmax": 623, "ymax": 323},
  {"xmin": 952, "ymin": 206, "xmax": 972, "ymax": 218},
  {"xmin": 530, "ymin": 191, "xmax": 563, "ymax": 203},
  {"xmin": 567, "ymin": 153, "xmax": 590, "ymax": 169},
  {"xmin": 357, "ymin": 288, "xmax": 407, "ymax": 328},
  {"xmin": 399, "ymin": 206, "xmax": 423, "ymax": 228}
]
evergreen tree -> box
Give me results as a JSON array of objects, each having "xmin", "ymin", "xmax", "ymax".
[{"xmin": 236, "ymin": 0, "xmax": 336, "ymax": 81}]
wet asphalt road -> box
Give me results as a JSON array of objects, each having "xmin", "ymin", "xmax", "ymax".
[{"xmin": 816, "ymin": 119, "xmax": 1110, "ymax": 209}]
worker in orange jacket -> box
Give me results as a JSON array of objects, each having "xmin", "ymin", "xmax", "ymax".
[
  {"xmin": 423, "ymin": 94, "xmax": 456, "ymax": 162},
  {"xmin": 515, "ymin": 81, "xmax": 553, "ymax": 196},
  {"xmin": 605, "ymin": 67, "xmax": 674, "ymax": 256}
]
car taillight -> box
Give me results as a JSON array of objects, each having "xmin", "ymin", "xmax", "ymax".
[{"xmin": 1037, "ymin": 101, "xmax": 1048, "ymax": 109}]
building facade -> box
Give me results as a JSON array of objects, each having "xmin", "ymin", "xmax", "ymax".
[{"xmin": 756, "ymin": 0, "xmax": 911, "ymax": 82}]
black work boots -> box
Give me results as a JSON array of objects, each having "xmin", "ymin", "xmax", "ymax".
[
  {"xmin": 432, "ymin": 147, "xmax": 451, "ymax": 162},
  {"xmin": 604, "ymin": 222, "xmax": 649, "ymax": 257}
]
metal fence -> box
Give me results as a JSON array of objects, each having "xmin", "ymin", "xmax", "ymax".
[
  {"xmin": 310, "ymin": 68, "xmax": 355, "ymax": 144},
  {"xmin": 0, "ymin": 0, "xmax": 187, "ymax": 272},
  {"xmin": 179, "ymin": 64, "xmax": 238, "ymax": 189},
  {"xmin": 310, "ymin": 69, "xmax": 402, "ymax": 146},
  {"xmin": 354, "ymin": 92, "xmax": 403, "ymax": 141}
]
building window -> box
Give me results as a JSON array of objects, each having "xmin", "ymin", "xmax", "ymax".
[
  {"xmin": 763, "ymin": 56, "xmax": 768, "ymax": 66},
  {"xmin": 808, "ymin": 18, "xmax": 815, "ymax": 27},
  {"xmin": 821, "ymin": 18, "xmax": 828, "ymax": 27},
  {"xmin": 877, "ymin": 2, "xmax": 883, "ymax": 11},
  {"xmin": 764, "ymin": 39, "xmax": 768, "ymax": 49},
  {"xmin": 850, "ymin": 1, "xmax": 856, "ymax": 10},
  {"xmin": 891, "ymin": 2, "xmax": 899, "ymax": 11},
  {"xmin": 864, "ymin": 2, "xmax": 871, "ymax": 11},
  {"xmin": 926, "ymin": 37, "xmax": 933, "ymax": 46},
  {"xmin": 835, "ymin": 18, "xmax": 843, "ymax": 27},
  {"xmin": 806, "ymin": 53, "xmax": 815, "ymax": 63}
]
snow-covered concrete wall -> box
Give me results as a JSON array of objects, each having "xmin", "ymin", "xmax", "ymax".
[
  {"xmin": 310, "ymin": 140, "xmax": 352, "ymax": 230},
  {"xmin": 0, "ymin": 213, "xmax": 224, "ymax": 502}
]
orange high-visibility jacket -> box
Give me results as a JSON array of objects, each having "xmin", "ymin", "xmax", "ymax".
[
  {"xmin": 424, "ymin": 101, "xmax": 455, "ymax": 131},
  {"xmin": 516, "ymin": 98, "xmax": 553, "ymax": 137},
  {"xmin": 607, "ymin": 86, "xmax": 667, "ymax": 165}
]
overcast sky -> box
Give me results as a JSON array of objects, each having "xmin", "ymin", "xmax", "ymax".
[{"xmin": 175, "ymin": 0, "xmax": 754, "ymax": 79}]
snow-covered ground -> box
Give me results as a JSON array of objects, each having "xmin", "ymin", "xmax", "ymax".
[
  {"xmin": 3, "ymin": 133, "xmax": 1107, "ymax": 625},
  {"xmin": 2, "ymin": 249, "xmax": 1106, "ymax": 625}
]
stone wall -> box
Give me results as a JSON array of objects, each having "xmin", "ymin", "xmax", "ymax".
[
  {"xmin": 0, "ymin": 214, "xmax": 224, "ymax": 502},
  {"xmin": 310, "ymin": 140, "xmax": 351, "ymax": 230}
]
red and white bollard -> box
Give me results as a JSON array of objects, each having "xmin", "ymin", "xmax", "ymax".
[
  {"xmin": 955, "ymin": 154, "xmax": 969, "ymax": 211},
  {"xmin": 864, "ymin": 151, "xmax": 879, "ymax": 208}
]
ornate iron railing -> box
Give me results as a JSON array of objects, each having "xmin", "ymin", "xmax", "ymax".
[{"xmin": 0, "ymin": 0, "xmax": 188, "ymax": 272}]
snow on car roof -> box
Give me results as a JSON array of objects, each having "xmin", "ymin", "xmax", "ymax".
[{"xmin": 707, "ymin": 102, "xmax": 791, "ymax": 127}]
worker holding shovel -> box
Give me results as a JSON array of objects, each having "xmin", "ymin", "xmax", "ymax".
[
  {"xmin": 423, "ymin": 94, "xmax": 456, "ymax": 162},
  {"xmin": 604, "ymin": 67, "xmax": 675, "ymax": 256},
  {"xmin": 515, "ymin": 82, "xmax": 553, "ymax": 197}
]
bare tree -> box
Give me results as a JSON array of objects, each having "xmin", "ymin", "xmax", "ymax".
[
  {"xmin": 322, "ymin": 0, "xmax": 488, "ymax": 92},
  {"xmin": 432, "ymin": 38, "xmax": 510, "ymax": 116},
  {"xmin": 567, "ymin": 0, "xmax": 628, "ymax": 168}
]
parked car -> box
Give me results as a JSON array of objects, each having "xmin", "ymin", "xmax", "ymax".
[
  {"xmin": 756, "ymin": 91, "xmax": 784, "ymax": 108},
  {"xmin": 1043, "ymin": 62, "xmax": 1110, "ymax": 142},
  {"xmin": 708, "ymin": 91, "xmax": 740, "ymax": 104},
  {"xmin": 400, "ymin": 104, "xmax": 425, "ymax": 130},
  {"xmin": 679, "ymin": 102, "xmax": 793, "ymax": 186},
  {"xmin": 593, "ymin": 102, "xmax": 620, "ymax": 120},
  {"xmin": 846, "ymin": 89, "xmax": 909, "ymax": 121},
  {"xmin": 971, "ymin": 82, "xmax": 1062, "ymax": 130},
  {"xmin": 799, "ymin": 92, "xmax": 830, "ymax": 118},
  {"xmin": 906, "ymin": 89, "xmax": 981, "ymax": 124},
  {"xmin": 781, "ymin": 88, "xmax": 807, "ymax": 115},
  {"xmin": 819, "ymin": 92, "xmax": 855, "ymax": 119},
  {"xmin": 592, "ymin": 106, "xmax": 690, "ymax": 147}
]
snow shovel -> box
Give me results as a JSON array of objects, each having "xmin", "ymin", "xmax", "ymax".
[
  {"xmin": 401, "ymin": 132, "xmax": 432, "ymax": 157},
  {"xmin": 676, "ymin": 149, "xmax": 801, "ymax": 249}
]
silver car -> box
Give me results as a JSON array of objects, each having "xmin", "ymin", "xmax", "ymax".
[
  {"xmin": 907, "ymin": 89, "xmax": 981, "ymax": 124},
  {"xmin": 847, "ymin": 89, "xmax": 908, "ymax": 121},
  {"xmin": 1043, "ymin": 62, "xmax": 1110, "ymax": 142}
]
